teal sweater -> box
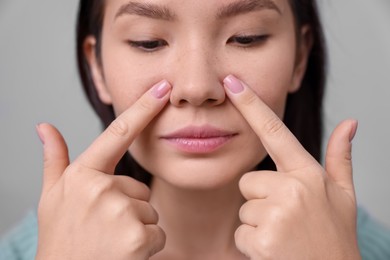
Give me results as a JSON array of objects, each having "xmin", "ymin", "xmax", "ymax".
[{"xmin": 1, "ymin": 208, "xmax": 390, "ymax": 259}]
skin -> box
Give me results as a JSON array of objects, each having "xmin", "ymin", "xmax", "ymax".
[
  {"xmin": 90, "ymin": 0, "xmax": 305, "ymax": 190},
  {"xmin": 36, "ymin": 0, "xmax": 361, "ymax": 259}
]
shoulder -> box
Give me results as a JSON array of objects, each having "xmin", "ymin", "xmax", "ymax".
[
  {"xmin": 357, "ymin": 206, "xmax": 390, "ymax": 260},
  {"xmin": 0, "ymin": 211, "xmax": 38, "ymax": 260}
]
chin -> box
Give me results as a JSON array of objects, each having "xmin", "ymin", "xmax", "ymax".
[{"xmin": 134, "ymin": 152, "xmax": 265, "ymax": 191}]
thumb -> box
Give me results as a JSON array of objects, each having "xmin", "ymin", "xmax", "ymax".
[
  {"xmin": 325, "ymin": 119, "xmax": 358, "ymax": 199},
  {"xmin": 36, "ymin": 123, "xmax": 70, "ymax": 193}
]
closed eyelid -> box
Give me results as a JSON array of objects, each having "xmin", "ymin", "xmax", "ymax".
[{"xmin": 127, "ymin": 39, "xmax": 168, "ymax": 52}]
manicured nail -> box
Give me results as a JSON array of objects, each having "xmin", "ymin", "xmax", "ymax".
[
  {"xmin": 349, "ymin": 119, "xmax": 358, "ymax": 142},
  {"xmin": 223, "ymin": 75, "xmax": 244, "ymax": 94},
  {"xmin": 36, "ymin": 124, "xmax": 45, "ymax": 145},
  {"xmin": 151, "ymin": 80, "xmax": 171, "ymax": 99}
]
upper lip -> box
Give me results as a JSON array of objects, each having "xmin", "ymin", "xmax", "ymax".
[{"xmin": 161, "ymin": 125, "xmax": 237, "ymax": 139}]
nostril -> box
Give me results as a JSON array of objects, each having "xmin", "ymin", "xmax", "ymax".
[
  {"xmin": 207, "ymin": 98, "xmax": 218, "ymax": 103},
  {"xmin": 205, "ymin": 97, "xmax": 227, "ymax": 106},
  {"xmin": 174, "ymin": 98, "xmax": 220, "ymax": 107},
  {"xmin": 178, "ymin": 99, "xmax": 187, "ymax": 106},
  {"xmin": 169, "ymin": 80, "xmax": 226, "ymax": 107}
]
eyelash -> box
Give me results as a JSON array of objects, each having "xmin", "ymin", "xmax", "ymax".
[
  {"xmin": 227, "ymin": 35, "xmax": 269, "ymax": 47},
  {"xmin": 127, "ymin": 40, "xmax": 168, "ymax": 52},
  {"xmin": 127, "ymin": 34, "xmax": 268, "ymax": 52}
]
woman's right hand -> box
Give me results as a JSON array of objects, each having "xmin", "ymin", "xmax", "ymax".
[{"xmin": 35, "ymin": 80, "xmax": 171, "ymax": 260}]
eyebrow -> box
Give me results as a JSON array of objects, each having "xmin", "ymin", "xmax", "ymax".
[
  {"xmin": 217, "ymin": 0, "xmax": 282, "ymax": 19},
  {"xmin": 115, "ymin": 0, "xmax": 281, "ymax": 22},
  {"xmin": 115, "ymin": 2, "xmax": 176, "ymax": 21}
]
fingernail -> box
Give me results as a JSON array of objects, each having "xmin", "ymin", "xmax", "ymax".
[
  {"xmin": 349, "ymin": 119, "xmax": 358, "ymax": 142},
  {"xmin": 223, "ymin": 75, "xmax": 244, "ymax": 94},
  {"xmin": 36, "ymin": 124, "xmax": 45, "ymax": 145},
  {"xmin": 151, "ymin": 80, "xmax": 171, "ymax": 99}
]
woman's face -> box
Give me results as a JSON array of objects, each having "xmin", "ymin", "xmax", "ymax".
[{"xmin": 86, "ymin": 0, "xmax": 311, "ymax": 189}]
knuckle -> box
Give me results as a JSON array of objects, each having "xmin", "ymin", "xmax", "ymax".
[
  {"xmin": 340, "ymin": 151, "xmax": 353, "ymax": 167},
  {"xmin": 137, "ymin": 182, "xmax": 152, "ymax": 200},
  {"xmin": 108, "ymin": 119, "xmax": 129, "ymax": 138},
  {"xmin": 238, "ymin": 201, "xmax": 255, "ymax": 223},
  {"xmin": 109, "ymin": 197, "xmax": 133, "ymax": 219},
  {"xmin": 309, "ymin": 166, "xmax": 327, "ymax": 186},
  {"xmin": 62, "ymin": 163, "xmax": 83, "ymax": 185},
  {"xmin": 256, "ymin": 242, "xmax": 273, "ymax": 259},
  {"xmin": 268, "ymin": 205, "xmax": 285, "ymax": 225},
  {"xmin": 252, "ymin": 230, "xmax": 276, "ymax": 259},
  {"xmin": 132, "ymin": 223, "xmax": 147, "ymax": 241},
  {"xmin": 289, "ymin": 179, "xmax": 306, "ymax": 197},
  {"xmin": 137, "ymin": 98, "xmax": 154, "ymax": 113},
  {"xmin": 144, "ymin": 204, "xmax": 159, "ymax": 224},
  {"xmin": 238, "ymin": 204, "xmax": 247, "ymax": 221},
  {"xmin": 149, "ymin": 226, "xmax": 166, "ymax": 256},
  {"xmin": 234, "ymin": 224, "xmax": 246, "ymax": 243},
  {"xmin": 86, "ymin": 175, "xmax": 115, "ymax": 200},
  {"xmin": 64, "ymin": 163, "xmax": 82, "ymax": 175},
  {"xmin": 343, "ymin": 150, "xmax": 353, "ymax": 162},
  {"xmin": 234, "ymin": 225, "xmax": 253, "ymax": 258},
  {"xmin": 128, "ymin": 224, "xmax": 150, "ymax": 251},
  {"xmin": 150, "ymin": 206, "xmax": 160, "ymax": 223},
  {"xmin": 239, "ymin": 172, "xmax": 254, "ymax": 191},
  {"xmin": 263, "ymin": 116, "xmax": 285, "ymax": 136},
  {"xmin": 238, "ymin": 174, "xmax": 249, "ymax": 192},
  {"xmin": 120, "ymin": 176, "xmax": 151, "ymax": 201},
  {"xmin": 235, "ymin": 225, "xmax": 274, "ymax": 259},
  {"xmin": 62, "ymin": 164, "xmax": 106, "ymax": 201},
  {"xmin": 241, "ymin": 91, "xmax": 258, "ymax": 107},
  {"xmin": 284, "ymin": 178, "xmax": 309, "ymax": 204}
]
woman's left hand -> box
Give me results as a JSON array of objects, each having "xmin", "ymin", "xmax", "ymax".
[{"xmin": 224, "ymin": 75, "xmax": 361, "ymax": 260}]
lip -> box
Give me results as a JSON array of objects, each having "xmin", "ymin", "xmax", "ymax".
[{"xmin": 160, "ymin": 125, "xmax": 237, "ymax": 154}]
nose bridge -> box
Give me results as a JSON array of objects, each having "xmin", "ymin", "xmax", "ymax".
[
  {"xmin": 181, "ymin": 44, "xmax": 214, "ymax": 86},
  {"xmin": 170, "ymin": 40, "xmax": 225, "ymax": 107}
]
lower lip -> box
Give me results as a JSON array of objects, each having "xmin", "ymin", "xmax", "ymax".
[{"xmin": 162, "ymin": 135, "xmax": 235, "ymax": 154}]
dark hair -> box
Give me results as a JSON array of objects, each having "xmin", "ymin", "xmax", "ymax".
[{"xmin": 76, "ymin": 0, "xmax": 326, "ymax": 185}]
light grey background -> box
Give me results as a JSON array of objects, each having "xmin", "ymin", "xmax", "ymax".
[{"xmin": 0, "ymin": 0, "xmax": 389, "ymax": 234}]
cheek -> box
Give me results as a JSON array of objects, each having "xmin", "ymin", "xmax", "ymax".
[
  {"xmin": 229, "ymin": 49, "xmax": 295, "ymax": 117},
  {"xmin": 101, "ymin": 46, "xmax": 167, "ymax": 115},
  {"xmin": 102, "ymin": 32, "xmax": 170, "ymax": 115}
]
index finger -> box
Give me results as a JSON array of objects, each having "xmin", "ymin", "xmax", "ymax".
[
  {"xmin": 76, "ymin": 80, "xmax": 171, "ymax": 174},
  {"xmin": 223, "ymin": 75, "xmax": 317, "ymax": 172}
]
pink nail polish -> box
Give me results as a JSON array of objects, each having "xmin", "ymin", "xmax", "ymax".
[
  {"xmin": 36, "ymin": 124, "xmax": 45, "ymax": 144},
  {"xmin": 223, "ymin": 75, "xmax": 244, "ymax": 94},
  {"xmin": 151, "ymin": 80, "xmax": 170, "ymax": 99},
  {"xmin": 349, "ymin": 120, "xmax": 358, "ymax": 142}
]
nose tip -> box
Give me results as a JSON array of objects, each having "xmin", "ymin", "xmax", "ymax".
[{"xmin": 169, "ymin": 51, "xmax": 226, "ymax": 107}]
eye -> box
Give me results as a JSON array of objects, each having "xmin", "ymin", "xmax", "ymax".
[
  {"xmin": 127, "ymin": 39, "xmax": 168, "ymax": 52},
  {"xmin": 227, "ymin": 35, "xmax": 269, "ymax": 48}
]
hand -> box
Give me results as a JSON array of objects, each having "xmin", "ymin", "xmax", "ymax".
[
  {"xmin": 224, "ymin": 75, "xmax": 361, "ymax": 259},
  {"xmin": 35, "ymin": 80, "xmax": 171, "ymax": 260}
]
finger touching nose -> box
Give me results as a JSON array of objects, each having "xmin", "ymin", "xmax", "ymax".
[
  {"xmin": 75, "ymin": 80, "xmax": 172, "ymax": 174},
  {"xmin": 223, "ymin": 75, "xmax": 317, "ymax": 172}
]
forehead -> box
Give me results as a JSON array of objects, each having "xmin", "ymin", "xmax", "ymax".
[{"xmin": 103, "ymin": 0, "xmax": 292, "ymax": 22}]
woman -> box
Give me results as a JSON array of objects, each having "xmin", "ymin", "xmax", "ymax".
[{"xmin": 1, "ymin": 0, "xmax": 390, "ymax": 259}]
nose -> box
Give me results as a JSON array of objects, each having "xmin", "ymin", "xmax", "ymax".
[{"xmin": 169, "ymin": 45, "xmax": 226, "ymax": 107}]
